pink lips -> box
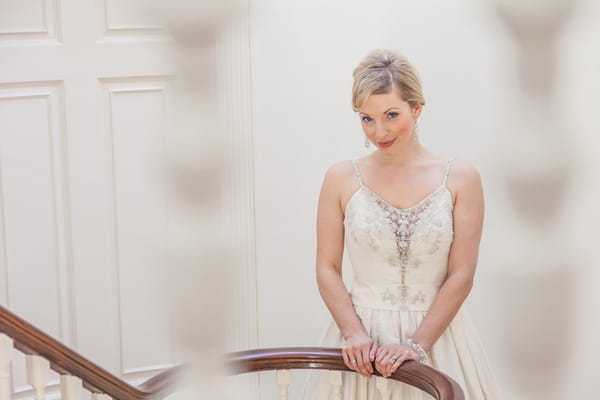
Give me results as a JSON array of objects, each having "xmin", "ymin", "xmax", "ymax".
[{"xmin": 378, "ymin": 139, "xmax": 395, "ymax": 148}]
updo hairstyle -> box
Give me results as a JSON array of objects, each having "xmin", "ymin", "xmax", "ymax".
[{"xmin": 351, "ymin": 49, "xmax": 425, "ymax": 112}]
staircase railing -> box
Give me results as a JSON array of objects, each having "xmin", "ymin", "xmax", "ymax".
[{"xmin": 0, "ymin": 305, "xmax": 464, "ymax": 399}]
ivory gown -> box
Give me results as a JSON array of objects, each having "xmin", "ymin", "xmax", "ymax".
[{"xmin": 302, "ymin": 158, "xmax": 500, "ymax": 399}]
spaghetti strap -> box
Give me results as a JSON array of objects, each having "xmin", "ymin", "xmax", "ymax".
[
  {"xmin": 442, "ymin": 157, "xmax": 455, "ymax": 186},
  {"xmin": 351, "ymin": 160, "xmax": 364, "ymax": 187}
]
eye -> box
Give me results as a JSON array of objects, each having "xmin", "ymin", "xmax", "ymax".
[
  {"xmin": 361, "ymin": 116, "xmax": 372, "ymax": 123},
  {"xmin": 387, "ymin": 112, "xmax": 399, "ymax": 119}
]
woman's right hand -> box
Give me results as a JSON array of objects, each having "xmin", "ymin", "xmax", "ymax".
[{"xmin": 342, "ymin": 332, "xmax": 378, "ymax": 377}]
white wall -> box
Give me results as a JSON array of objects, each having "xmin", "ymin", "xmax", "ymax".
[{"xmin": 250, "ymin": 0, "xmax": 600, "ymax": 398}]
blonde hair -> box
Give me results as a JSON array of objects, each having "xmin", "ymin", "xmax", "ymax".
[{"xmin": 352, "ymin": 49, "xmax": 425, "ymax": 111}]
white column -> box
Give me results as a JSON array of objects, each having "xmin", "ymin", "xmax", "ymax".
[
  {"xmin": 60, "ymin": 375, "xmax": 83, "ymax": 400},
  {"xmin": 276, "ymin": 370, "xmax": 290, "ymax": 400},
  {"xmin": 0, "ymin": 334, "xmax": 13, "ymax": 400},
  {"xmin": 328, "ymin": 370, "xmax": 342, "ymax": 400},
  {"xmin": 26, "ymin": 355, "xmax": 50, "ymax": 400},
  {"xmin": 91, "ymin": 393, "xmax": 111, "ymax": 400}
]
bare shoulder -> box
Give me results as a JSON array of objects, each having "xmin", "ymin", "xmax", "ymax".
[
  {"xmin": 447, "ymin": 159, "xmax": 483, "ymax": 200},
  {"xmin": 322, "ymin": 160, "xmax": 357, "ymax": 188},
  {"xmin": 320, "ymin": 160, "xmax": 361, "ymax": 213}
]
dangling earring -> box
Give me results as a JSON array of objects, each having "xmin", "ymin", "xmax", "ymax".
[
  {"xmin": 364, "ymin": 137, "xmax": 371, "ymax": 148},
  {"xmin": 413, "ymin": 119, "xmax": 419, "ymax": 142}
]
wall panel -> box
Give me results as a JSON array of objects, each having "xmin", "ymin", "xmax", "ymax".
[
  {"xmin": 0, "ymin": 0, "xmax": 60, "ymax": 42},
  {"xmin": 0, "ymin": 81, "xmax": 73, "ymax": 390},
  {"xmin": 101, "ymin": 77, "xmax": 172, "ymax": 374}
]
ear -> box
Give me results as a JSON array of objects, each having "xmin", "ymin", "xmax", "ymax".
[{"xmin": 412, "ymin": 103, "xmax": 423, "ymax": 119}]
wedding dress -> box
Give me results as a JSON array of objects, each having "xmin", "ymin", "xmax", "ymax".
[{"xmin": 301, "ymin": 158, "xmax": 500, "ymax": 399}]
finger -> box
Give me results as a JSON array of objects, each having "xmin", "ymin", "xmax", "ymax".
[
  {"xmin": 362, "ymin": 346, "xmax": 374, "ymax": 374},
  {"xmin": 389, "ymin": 354, "xmax": 408, "ymax": 376},
  {"xmin": 387, "ymin": 355, "xmax": 402, "ymax": 377},
  {"xmin": 355, "ymin": 352, "xmax": 370, "ymax": 377},
  {"xmin": 342, "ymin": 350, "xmax": 355, "ymax": 371},
  {"xmin": 370, "ymin": 342, "xmax": 378, "ymax": 362},
  {"xmin": 377, "ymin": 353, "xmax": 389, "ymax": 377},
  {"xmin": 375, "ymin": 359, "xmax": 385, "ymax": 376},
  {"xmin": 381, "ymin": 354, "xmax": 394, "ymax": 377},
  {"xmin": 374, "ymin": 347, "xmax": 388, "ymax": 362},
  {"xmin": 387, "ymin": 357, "xmax": 401, "ymax": 376}
]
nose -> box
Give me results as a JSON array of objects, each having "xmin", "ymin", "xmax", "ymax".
[{"xmin": 374, "ymin": 121, "xmax": 388, "ymax": 140}]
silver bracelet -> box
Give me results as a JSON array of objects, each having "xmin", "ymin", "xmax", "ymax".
[{"xmin": 405, "ymin": 338, "xmax": 428, "ymax": 363}]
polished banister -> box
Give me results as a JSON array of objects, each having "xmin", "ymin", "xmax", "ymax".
[
  {"xmin": 228, "ymin": 347, "xmax": 464, "ymax": 400},
  {"xmin": 0, "ymin": 305, "xmax": 463, "ymax": 399},
  {"xmin": 0, "ymin": 305, "xmax": 157, "ymax": 400}
]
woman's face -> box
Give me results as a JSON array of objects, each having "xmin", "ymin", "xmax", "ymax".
[{"xmin": 358, "ymin": 90, "xmax": 421, "ymax": 151}]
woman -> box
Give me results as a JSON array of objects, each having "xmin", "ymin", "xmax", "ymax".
[{"xmin": 302, "ymin": 50, "xmax": 500, "ymax": 399}]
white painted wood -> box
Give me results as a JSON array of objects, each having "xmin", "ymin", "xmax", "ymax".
[
  {"xmin": 0, "ymin": 0, "xmax": 59, "ymax": 43},
  {"xmin": 328, "ymin": 370, "xmax": 342, "ymax": 400},
  {"xmin": 26, "ymin": 355, "xmax": 50, "ymax": 400},
  {"xmin": 215, "ymin": 12, "xmax": 260, "ymax": 400},
  {"xmin": 0, "ymin": 334, "xmax": 13, "ymax": 400},
  {"xmin": 0, "ymin": 0, "xmax": 177, "ymax": 388},
  {"xmin": 375, "ymin": 377, "xmax": 389, "ymax": 398},
  {"xmin": 217, "ymin": 10, "xmax": 259, "ymax": 357},
  {"xmin": 91, "ymin": 393, "xmax": 112, "ymax": 400},
  {"xmin": 276, "ymin": 370, "xmax": 290, "ymax": 400},
  {"xmin": 0, "ymin": 83, "xmax": 71, "ymax": 346},
  {"xmin": 329, "ymin": 371, "xmax": 342, "ymax": 400},
  {"xmin": 60, "ymin": 375, "xmax": 83, "ymax": 400},
  {"xmin": 100, "ymin": 78, "xmax": 172, "ymax": 375}
]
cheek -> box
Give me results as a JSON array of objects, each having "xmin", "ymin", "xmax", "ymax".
[
  {"xmin": 362, "ymin": 125, "xmax": 375, "ymax": 136},
  {"xmin": 394, "ymin": 117, "xmax": 413, "ymax": 131}
]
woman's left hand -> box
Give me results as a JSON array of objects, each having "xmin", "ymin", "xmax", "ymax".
[{"xmin": 374, "ymin": 343, "xmax": 420, "ymax": 378}]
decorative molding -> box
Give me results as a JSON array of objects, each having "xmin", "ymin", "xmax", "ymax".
[
  {"xmin": 215, "ymin": 9, "xmax": 259, "ymax": 400},
  {"xmin": 216, "ymin": 11, "xmax": 258, "ymax": 354},
  {"xmin": 100, "ymin": 76, "xmax": 172, "ymax": 376},
  {"xmin": 0, "ymin": 81, "xmax": 75, "ymax": 349},
  {"xmin": 98, "ymin": 0, "xmax": 169, "ymax": 43},
  {"xmin": 0, "ymin": 0, "xmax": 60, "ymax": 43},
  {"xmin": 0, "ymin": 149, "xmax": 9, "ymax": 307},
  {"xmin": 46, "ymin": 81, "xmax": 77, "ymax": 349}
]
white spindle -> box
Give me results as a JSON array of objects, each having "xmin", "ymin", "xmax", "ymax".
[
  {"xmin": 0, "ymin": 334, "xmax": 13, "ymax": 400},
  {"xmin": 91, "ymin": 393, "xmax": 111, "ymax": 400},
  {"xmin": 328, "ymin": 371, "xmax": 342, "ymax": 400},
  {"xmin": 60, "ymin": 375, "xmax": 83, "ymax": 400},
  {"xmin": 276, "ymin": 370, "xmax": 290, "ymax": 400},
  {"xmin": 26, "ymin": 355, "xmax": 50, "ymax": 400},
  {"xmin": 375, "ymin": 376, "xmax": 389, "ymax": 398}
]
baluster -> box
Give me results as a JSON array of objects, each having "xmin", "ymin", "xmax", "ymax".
[
  {"xmin": 0, "ymin": 334, "xmax": 13, "ymax": 400},
  {"xmin": 276, "ymin": 370, "xmax": 290, "ymax": 400},
  {"xmin": 60, "ymin": 375, "xmax": 83, "ymax": 400},
  {"xmin": 91, "ymin": 393, "xmax": 111, "ymax": 400},
  {"xmin": 328, "ymin": 370, "xmax": 342, "ymax": 400},
  {"xmin": 26, "ymin": 355, "xmax": 50, "ymax": 400},
  {"xmin": 375, "ymin": 376, "xmax": 389, "ymax": 398}
]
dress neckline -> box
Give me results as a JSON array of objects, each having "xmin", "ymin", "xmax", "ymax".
[
  {"xmin": 363, "ymin": 184, "xmax": 447, "ymax": 212},
  {"xmin": 344, "ymin": 184, "xmax": 450, "ymax": 215}
]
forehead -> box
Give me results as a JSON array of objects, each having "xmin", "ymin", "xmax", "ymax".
[{"xmin": 358, "ymin": 91, "xmax": 409, "ymax": 115}]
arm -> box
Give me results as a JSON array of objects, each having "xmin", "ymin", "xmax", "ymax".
[
  {"xmin": 376, "ymin": 160, "xmax": 484, "ymax": 376},
  {"xmin": 410, "ymin": 160, "xmax": 484, "ymax": 351},
  {"xmin": 316, "ymin": 163, "xmax": 377, "ymax": 377}
]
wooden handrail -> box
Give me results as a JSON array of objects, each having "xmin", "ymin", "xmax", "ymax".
[
  {"xmin": 228, "ymin": 347, "xmax": 464, "ymax": 400},
  {"xmin": 0, "ymin": 305, "xmax": 464, "ymax": 399},
  {"xmin": 0, "ymin": 305, "xmax": 158, "ymax": 400}
]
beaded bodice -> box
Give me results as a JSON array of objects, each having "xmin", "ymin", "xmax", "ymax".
[{"xmin": 344, "ymin": 159, "xmax": 455, "ymax": 311}]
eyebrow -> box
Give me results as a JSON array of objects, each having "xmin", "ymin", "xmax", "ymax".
[{"xmin": 359, "ymin": 107, "xmax": 401, "ymax": 116}]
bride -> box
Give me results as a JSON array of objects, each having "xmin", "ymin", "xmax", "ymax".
[{"xmin": 302, "ymin": 49, "xmax": 501, "ymax": 399}]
